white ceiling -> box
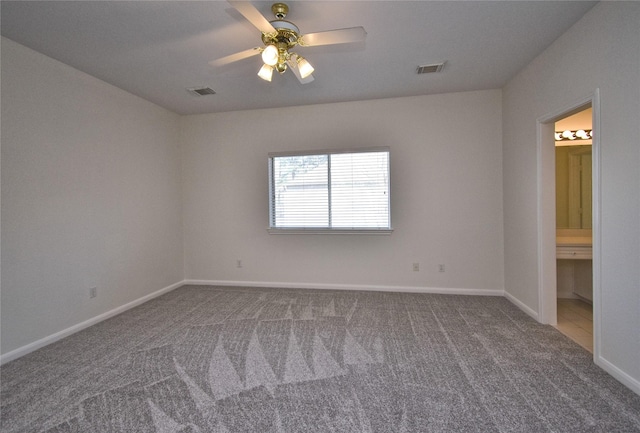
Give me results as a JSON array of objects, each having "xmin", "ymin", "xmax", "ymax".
[{"xmin": 1, "ymin": 1, "xmax": 597, "ymax": 115}]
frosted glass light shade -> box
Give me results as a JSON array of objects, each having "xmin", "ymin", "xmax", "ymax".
[
  {"xmin": 297, "ymin": 57, "xmax": 314, "ymax": 79},
  {"xmin": 258, "ymin": 64, "xmax": 274, "ymax": 81},
  {"xmin": 261, "ymin": 45, "xmax": 278, "ymax": 66}
]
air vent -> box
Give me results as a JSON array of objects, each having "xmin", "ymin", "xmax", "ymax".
[
  {"xmin": 187, "ymin": 86, "xmax": 216, "ymax": 96},
  {"xmin": 416, "ymin": 62, "xmax": 446, "ymax": 74}
]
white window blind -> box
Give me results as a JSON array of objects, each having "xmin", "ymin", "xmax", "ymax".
[{"xmin": 269, "ymin": 148, "xmax": 391, "ymax": 233}]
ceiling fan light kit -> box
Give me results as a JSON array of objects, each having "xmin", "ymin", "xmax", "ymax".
[
  {"xmin": 257, "ymin": 3, "xmax": 309, "ymax": 80},
  {"xmin": 261, "ymin": 44, "xmax": 279, "ymax": 66},
  {"xmin": 258, "ymin": 64, "xmax": 274, "ymax": 82},
  {"xmin": 296, "ymin": 56, "xmax": 314, "ymax": 79},
  {"xmin": 212, "ymin": 1, "xmax": 366, "ymax": 84}
]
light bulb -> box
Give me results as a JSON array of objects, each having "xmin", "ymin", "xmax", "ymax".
[
  {"xmin": 297, "ymin": 56, "xmax": 314, "ymax": 79},
  {"xmin": 562, "ymin": 130, "xmax": 574, "ymax": 140},
  {"xmin": 258, "ymin": 64, "xmax": 273, "ymax": 82},
  {"xmin": 554, "ymin": 132, "xmax": 562, "ymax": 141},
  {"xmin": 576, "ymin": 129, "xmax": 588, "ymax": 139},
  {"xmin": 261, "ymin": 45, "xmax": 278, "ymax": 66}
]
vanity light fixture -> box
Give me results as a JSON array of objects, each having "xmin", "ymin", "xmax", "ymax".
[{"xmin": 555, "ymin": 129, "xmax": 593, "ymax": 141}]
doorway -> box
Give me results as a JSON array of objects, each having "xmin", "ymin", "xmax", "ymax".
[
  {"xmin": 536, "ymin": 90, "xmax": 600, "ymax": 359},
  {"xmin": 554, "ymin": 107, "xmax": 593, "ymax": 352}
]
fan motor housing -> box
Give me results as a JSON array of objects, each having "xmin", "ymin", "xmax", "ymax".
[{"xmin": 262, "ymin": 20, "xmax": 299, "ymax": 47}]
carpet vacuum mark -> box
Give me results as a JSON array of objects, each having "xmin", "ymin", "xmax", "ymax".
[{"xmin": 2, "ymin": 285, "xmax": 640, "ymax": 432}]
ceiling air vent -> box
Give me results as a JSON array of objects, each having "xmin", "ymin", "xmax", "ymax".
[
  {"xmin": 187, "ymin": 86, "xmax": 216, "ymax": 96},
  {"xmin": 416, "ymin": 62, "xmax": 446, "ymax": 74}
]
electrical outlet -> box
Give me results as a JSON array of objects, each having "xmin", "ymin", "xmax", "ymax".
[
  {"xmin": 89, "ymin": 287, "xmax": 97, "ymax": 298},
  {"xmin": 412, "ymin": 262, "xmax": 420, "ymax": 272},
  {"xmin": 438, "ymin": 264, "xmax": 445, "ymax": 273},
  {"xmin": 236, "ymin": 259, "xmax": 243, "ymax": 268}
]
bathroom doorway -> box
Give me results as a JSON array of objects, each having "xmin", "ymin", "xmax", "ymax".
[
  {"xmin": 554, "ymin": 107, "xmax": 593, "ymax": 352},
  {"xmin": 536, "ymin": 90, "xmax": 600, "ymax": 359}
]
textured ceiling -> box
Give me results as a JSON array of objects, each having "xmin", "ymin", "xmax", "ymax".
[{"xmin": 1, "ymin": 1, "xmax": 597, "ymax": 115}]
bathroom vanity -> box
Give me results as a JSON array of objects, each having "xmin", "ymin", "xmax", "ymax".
[{"xmin": 556, "ymin": 230, "xmax": 592, "ymax": 302}]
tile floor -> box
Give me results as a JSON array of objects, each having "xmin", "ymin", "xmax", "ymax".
[{"xmin": 555, "ymin": 298, "xmax": 593, "ymax": 352}]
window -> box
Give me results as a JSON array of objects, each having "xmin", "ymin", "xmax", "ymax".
[{"xmin": 268, "ymin": 148, "xmax": 391, "ymax": 233}]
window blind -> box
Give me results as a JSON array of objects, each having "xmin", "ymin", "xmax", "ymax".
[{"xmin": 269, "ymin": 148, "xmax": 391, "ymax": 232}]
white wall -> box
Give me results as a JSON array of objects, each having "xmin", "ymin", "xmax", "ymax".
[
  {"xmin": 181, "ymin": 90, "xmax": 504, "ymax": 293},
  {"xmin": 1, "ymin": 38, "xmax": 184, "ymax": 356},
  {"xmin": 2, "ymin": 1, "xmax": 638, "ymax": 397},
  {"xmin": 3, "ymin": 2, "xmax": 638, "ymax": 396},
  {"xmin": 503, "ymin": 2, "xmax": 640, "ymax": 390}
]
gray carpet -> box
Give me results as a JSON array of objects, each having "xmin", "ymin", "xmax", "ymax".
[{"xmin": 2, "ymin": 285, "xmax": 640, "ymax": 433}]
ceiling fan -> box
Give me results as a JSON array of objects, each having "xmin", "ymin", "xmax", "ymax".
[{"xmin": 210, "ymin": 1, "xmax": 367, "ymax": 83}]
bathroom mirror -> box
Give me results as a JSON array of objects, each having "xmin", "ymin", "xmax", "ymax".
[{"xmin": 556, "ymin": 145, "xmax": 592, "ymax": 229}]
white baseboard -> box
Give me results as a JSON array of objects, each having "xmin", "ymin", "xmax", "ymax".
[
  {"xmin": 183, "ymin": 279, "xmax": 505, "ymax": 297},
  {"xmin": 0, "ymin": 280, "xmax": 184, "ymax": 365},
  {"xmin": 557, "ymin": 292, "xmax": 580, "ymax": 300},
  {"xmin": 596, "ymin": 355, "xmax": 640, "ymax": 396},
  {"xmin": 504, "ymin": 291, "xmax": 539, "ymax": 321}
]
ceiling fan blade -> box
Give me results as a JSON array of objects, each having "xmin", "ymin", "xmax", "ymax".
[
  {"xmin": 209, "ymin": 47, "xmax": 261, "ymax": 67},
  {"xmin": 287, "ymin": 56, "xmax": 315, "ymax": 84},
  {"xmin": 228, "ymin": 1, "xmax": 276, "ymax": 34},
  {"xmin": 299, "ymin": 27, "xmax": 367, "ymax": 47}
]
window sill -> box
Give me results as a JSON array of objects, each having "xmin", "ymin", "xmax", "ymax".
[{"xmin": 268, "ymin": 228, "xmax": 394, "ymax": 235}]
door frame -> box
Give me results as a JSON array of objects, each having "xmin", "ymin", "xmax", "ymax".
[{"xmin": 536, "ymin": 89, "xmax": 601, "ymax": 359}]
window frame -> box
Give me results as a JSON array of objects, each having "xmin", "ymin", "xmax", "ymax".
[{"xmin": 268, "ymin": 147, "xmax": 393, "ymax": 235}]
